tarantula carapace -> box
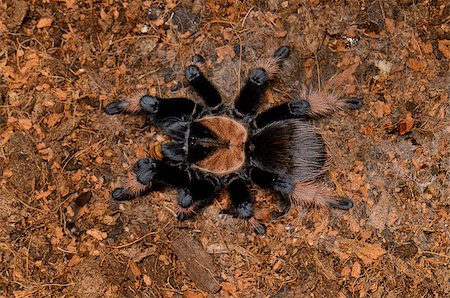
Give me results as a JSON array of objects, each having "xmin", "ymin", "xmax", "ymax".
[{"xmin": 104, "ymin": 46, "xmax": 362, "ymax": 234}]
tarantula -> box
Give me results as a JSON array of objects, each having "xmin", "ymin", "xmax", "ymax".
[{"xmin": 104, "ymin": 46, "xmax": 362, "ymax": 234}]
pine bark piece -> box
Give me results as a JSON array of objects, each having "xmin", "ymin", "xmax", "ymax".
[{"xmin": 172, "ymin": 233, "xmax": 221, "ymax": 293}]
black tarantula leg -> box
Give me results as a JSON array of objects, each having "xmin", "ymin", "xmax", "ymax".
[
  {"xmin": 234, "ymin": 46, "xmax": 291, "ymax": 117},
  {"xmin": 104, "ymin": 93, "xmax": 147, "ymax": 115},
  {"xmin": 111, "ymin": 158, "xmax": 158, "ymax": 201},
  {"xmin": 249, "ymin": 167, "xmax": 294, "ymax": 217},
  {"xmin": 340, "ymin": 97, "xmax": 364, "ymax": 110},
  {"xmin": 234, "ymin": 68, "xmax": 269, "ymax": 116},
  {"xmin": 227, "ymin": 176, "xmax": 266, "ymax": 234},
  {"xmin": 104, "ymin": 94, "xmax": 203, "ymax": 121},
  {"xmin": 176, "ymin": 174, "xmax": 220, "ymax": 220},
  {"xmin": 185, "ymin": 64, "xmax": 223, "ymax": 111},
  {"xmin": 111, "ymin": 158, "xmax": 191, "ymax": 201},
  {"xmin": 139, "ymin": 96, "xmax": 203, "ymax": 122},
  {"xmin": 253, "ymin": 99, "xmax": 311, "ymax": 129}
]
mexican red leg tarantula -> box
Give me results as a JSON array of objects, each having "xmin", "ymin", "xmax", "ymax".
[{"xmin": 104, "ymin": 46, "xmax": 362, "ymax": 234}]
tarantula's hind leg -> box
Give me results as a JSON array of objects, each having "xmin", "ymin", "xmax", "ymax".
[
  {"xmin": 111, "ymin": 158, "xmax": 191, "ymax": 201},
  {"xmin": 111, "ymin": 158, "xmax": 157, "ymax": 201},
  {"xmin": 302, "ymin": 88, "xmax": 363, "ymax": 117},
  {"xmin": 225, "ymin": 176, "xmax": 266, "ymax": 234},
  {"xmin": 104, "ymin": 92, "xmax": 146, "ymax": 115},
  {"xmin": 329, "ymin": 198, "xmax": 353, "ymax": 210},
  {"xmin": 176, "ymin": 174, "xmax": 220, "ymax": 220},
  {"xmin": 341, "ymin": 97, "xmax": 363, "ymax": 110},
  {"xmin": 249, "ymin": 167, "xmax": 294, "ymax": 217},
  {"xmin": 291, "ymin": 181, "xmax": 353, "ymax": 210}
]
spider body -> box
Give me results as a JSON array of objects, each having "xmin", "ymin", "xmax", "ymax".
[{"xmin": 105, "ymin": 46, "xmax": 362, "ymax": 234}]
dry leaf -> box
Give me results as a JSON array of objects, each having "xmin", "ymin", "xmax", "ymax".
[
  {"xmin": 65, "ymin": 0, "xmax": 76, "ymax": 8},
  {"xmin": 36, "ymin": 17, "xmax": 53, "ymax": 29},
  {"xmin": 385, "ymin": 18, "xmax": 395, "ymax": 34},
  {"xmin": 68, "ymin": 255, "xmax": 82, "ymax": 267},
  {"xmin": 35, "ymin": 189, "xmax": 53, "ymax": 200},
  {"xmin": 184, "ymin": 291, "xmax": 205, "ymax": 298},
  {"xmin": 86, "ymin": 229, "xmax": 107, "ymax": 240},
  {"xmin": 3, "ymin": 169, "xmax": 13, "ymax": 178},
  {"xmin": 406, "ymin": 58, "xmax": 427, "ymax": 72},
  {"xmin": 143, "ymin": 274, "xmax": 152, "ymax": 286},
  {"xmin": 45, "ymin": 113, "xmax": 63, "ymax": 128},
  {"xmin": 398, "ymin": 112, "xmax": 414, "ymax": 135},
  {"xmin": 129, "ymin": 262, "xmax": 141, "ymax": 277},
  {"xmin": 438, "ymin": 40, "xmax": 450, "ymax": 59},
  {"xmin": 341, "ymin": 266, "xmax": 351, "ymax": 278},
  {"xmin": 351, "ymin": 261, "xmax": 361, "ymax": 277},
  {"xmin": 18, "ymin": 118, "xmax": 32, "ymax": 130},
  {"xmin": 216, "ymin": 44, "xmax": 235, "ymax": 63},
  {"xmin": 13, "ymin": 290, "xmax": 34, "ymax": 298},
  {"xmin": 357, "ymin": 243, "xmax": 386, "ymax": 264}
]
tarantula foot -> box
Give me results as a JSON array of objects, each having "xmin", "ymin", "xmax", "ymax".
[
  {"xmin": 185, "ymin": 65, "xmax": 201, "ymax": 82},
  {"xmin": 177, "ymin": 189, "xmax": 193, "ymax": 208},
  {"xmin": 288, "ymin": 100, "xmax": 311, "ymax": 116},
  {"xmin": 342, "ymin": 97, "xmax": 363, "ymax": 110},
  {"xmin": 250, "ymin": 68, "xmax": 269, "ymax": 86},
  {"xmin": 112, "ymin": 187, "xmax": 133, "ymax": 201},
  {"xmin": 174, "ymin": 190, "xmax": 196, "ymax": 220},
  {"xmin": 192, "ymin": 54, "xmax": 205, "ymax": 64},
  {"xmin": 273, "ymin": 177, "xmax": 295, "ymax": 195},
  {"xmin": 248, "ymin": 218, "xmax": 266, "ymax": 235},
  {"xmin": 329, "ymin": 198, "xmax": 353, "ymax": 210},
  {"xmin": 273, "ymin": 46, "xmax": 290, "ymax": 61},
  {"xmin": 176, "ymin": 205, "xmax": 197, "ymax": 221},
  {"xmin": 133, "ymin": 158, "xmax": 157, "ymax": 185},
  {"xmin": 140, "ymin": 95, "xmax": 159, "ymax": 113},
  {"xmin": 271, "ymin": 210, "xmax": 287, "ymax": 219},
  {"xmin": 236, "ymin": 201, "xmax": 254, "ymax": 219},
  {"xmin": 104, "ymin": 100, "xmax": 128, "ymax": 115},
  {"xmin": 272, "ymin": 197, "xmax": 291, "ymax": 219}
]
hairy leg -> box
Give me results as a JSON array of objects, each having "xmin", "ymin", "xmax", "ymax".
[
  {"xmin": 290, "ymin": 181, "xmax": 353, "ymax": 210},
  {"xmin": 234, "ymin": 68, "xmax": 269, "ymax": 116},
  {"xmin": 111, "ymin": 158, "xmax": 191, "ymax": 201},
  {"xmin": 300, "ymin": 87, "xmax": 364, "ymax": 117},
  {"xmin": 226, "ymin": 175, "xmax": 266, "ymax": 234},
  {"xmin": 253, "ymin": 99, "xmax": 311, "ymax": 128},
  {"xmin": 105, "ymin": 95, "xmax": 203, "ymax": 121},
  {"xmin": 249, "ymin": 167, "xmax": 294, "ymax": 217},
  {"xmin": 234, "ymin": 46, "xmax": 291, "ymax": 117},
  {"xmin": 185, "ymin": 62, "xmax": 223, "ymax": 111},
  {"xmin": 176, "ymin": 174, "xmax": 220, "ymax": 220}
]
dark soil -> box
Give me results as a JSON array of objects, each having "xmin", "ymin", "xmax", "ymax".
[{"xmin": 0, "ymin": 0, "xmax": 449, "ymax": 297}]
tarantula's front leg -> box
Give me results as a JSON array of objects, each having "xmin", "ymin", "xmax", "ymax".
[
  {"xmin": 253, "ymin": 99, "xmax": 311, "ymax": 129},
  {"xmin": 234, "ymin": 46, "xmax": 291, "ymax": 116},
  {"xmin": 234, "ymin": 68, "xmax": 269, "ymax": 116},
  {"xmin": 112, "ymin": 158, "xmax": 190, "ymax": 201},
  {"xmin": 105, "ymin": 95, "xmax": 203, "ymax": 122},
  {"xmin": 226, "ymin": 176, "xmax": 266, "ymax": 234},
  {"xmin": 249, "ymin": 167, "xmax": 294, "ymax": 217},
  {"xmin": 185, "ymin": 59, "xmax": 223, "ymax": 111}
]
